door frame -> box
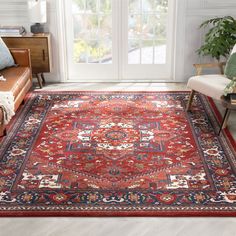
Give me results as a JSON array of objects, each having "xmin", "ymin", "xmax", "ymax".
[{"xmin": 56, "ymin": 0, "xmax": 187, "ymax": 82}]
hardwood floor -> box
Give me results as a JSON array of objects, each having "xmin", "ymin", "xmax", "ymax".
[{"xmin": 1, "ymin": 217, "xmax": 236, "ymax": 236}]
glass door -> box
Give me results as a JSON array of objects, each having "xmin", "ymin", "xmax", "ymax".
[
  {"xmin": 122, "ymin": 0, "xmax": 175, "ymax": 80},
  {"xmin": 64, "ymin": 0, "xmax": 119, "ymax": 81},
  {"xmin": 64, "ymin": 0, "xmax": 175, "ymax": 81}
]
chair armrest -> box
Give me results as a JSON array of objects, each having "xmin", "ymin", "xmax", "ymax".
[
  {"xmin": 193, "ymin": 62, "xmax": 226, "ymax": 76},
  {"xmin": 9, "ymin": 48, "xmax": 31, "ymax": 68}
]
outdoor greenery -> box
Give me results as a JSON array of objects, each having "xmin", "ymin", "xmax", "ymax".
[
  {"xmin": 74, "ymin": 40, "xmax": 111, "ymax": 63},
  {"xmin": 72, "ymin": 0, "xmax": 168, "ymax": 63},
  {"xmin": 197, "ymin": 16, "xmax": 236, "ymax": 61},
  {"xmin": 129, "ymin": 0, "xmax": 168, "ymax": 13},
  {"xmin": 73, "ymin": 0, "xmax": 111, "ymax": 13}
]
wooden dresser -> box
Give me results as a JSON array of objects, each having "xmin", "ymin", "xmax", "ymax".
[{"xmin": 2, "ymin": 33, "xmax": 52, "ymax": 88}]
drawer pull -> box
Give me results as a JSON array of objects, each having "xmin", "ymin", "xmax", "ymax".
[{"xmin": 42, "ymin": 49, "xmax": 46, "ymax": 61}]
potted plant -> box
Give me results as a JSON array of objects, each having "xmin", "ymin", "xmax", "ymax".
[
  {"xmin": 197, "ymin": 16, "xmax": 236, "ymax": 62},
  {"xmin": 197, "ymin": 16, "xmax": 236, "ymax": 95}
]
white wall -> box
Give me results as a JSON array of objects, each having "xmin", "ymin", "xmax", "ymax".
[
  {"xmin": 184, "ymin": 0, "xmax": 236, "ymax": 80},
  {"xmin": 0, "ymin": 0, "xmax": 60, "ymax": 82},
  {"xmin": 1, "ymin": 0, "xmax": 236, "ymax": 82}
]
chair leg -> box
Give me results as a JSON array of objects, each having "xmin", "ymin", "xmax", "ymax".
[
  {"xmin": 222, "ymin": 109, "xmax": 231, "ymax": 129},
  {"xmin": 186, "ymin": 90, "xmax": 195, "ymax": 111},
  {"xmin": 218, "ymin": 108, "xmax": 231, "ymax": 135},
  {"xmin": 0, "ymin": 127, "xmax": 7, "ymax": 137},
  {"xmin": 21, "ymin": 99, "xmax": 25, "ymax": 106}
]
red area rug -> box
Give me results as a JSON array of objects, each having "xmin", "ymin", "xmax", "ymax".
[{"xmin": 0, "ymin": 91, "xmax": 235, "ymax": 217}]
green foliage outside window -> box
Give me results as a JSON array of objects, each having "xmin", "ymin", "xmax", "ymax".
[{"xmin": 72, "ymin": 0, "xmax": 169, "ymax": 63}]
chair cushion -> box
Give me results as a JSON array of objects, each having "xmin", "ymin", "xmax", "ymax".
[
  {"xmin": 0, "ymin": 67, "xmax": 31, "ymax": 98},
  {"xmin": 187, "ymin": 74, "xmax": 231, "ymax": 100},
  {"xmin": 0, "ymin": 37, "xmax": 15, "ymax": 70}
]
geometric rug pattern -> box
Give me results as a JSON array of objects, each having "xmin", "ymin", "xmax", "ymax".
[{"xmin": 0, "ymin": 91, "xmax": 235, "ymax": 216}]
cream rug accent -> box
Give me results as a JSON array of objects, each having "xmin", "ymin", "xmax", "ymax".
[{"xmin": 0, "ymin": 92, "xmax": 15, "ymax": 124}]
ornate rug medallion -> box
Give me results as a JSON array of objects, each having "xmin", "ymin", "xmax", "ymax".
[{"xmin": 0, "ymin": 91, "xmax": 235, "ymax": 216}]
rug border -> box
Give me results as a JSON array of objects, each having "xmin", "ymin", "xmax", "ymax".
[{"xmin": 0, "ymin": 91, "xmax": 235, "ymax": 217}]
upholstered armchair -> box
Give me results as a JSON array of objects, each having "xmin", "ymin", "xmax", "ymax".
[
  {"xmin": 187, "ymin": 44, "xmax": 236, "ymax": 111},
  {"xmin": 186, "ymin": 62, "xmax": 230, "ymax": 111}
]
